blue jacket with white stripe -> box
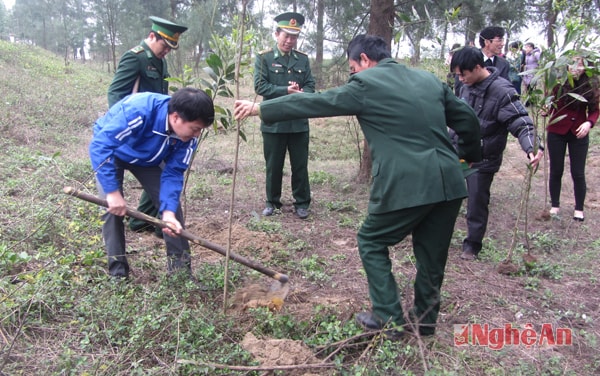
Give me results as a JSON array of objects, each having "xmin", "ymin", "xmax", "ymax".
[{"xmin": 90, "ymin": 92, "xmax": 198, "ymax": 213}]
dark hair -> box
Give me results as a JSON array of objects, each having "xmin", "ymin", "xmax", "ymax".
[
  {"xmin": 450, "ymin": 46, "xmax": 484, "ymax": 73},
  {"xmin": 478, "ymin": 26, "xmax": 505, "ymax": 48},
  {"xmin": 168, "ymin": 87, "xmax": 215, "ymax": 126},
  {"xmin": 347, "ymin": 34, "xmax": 391, "ymax": 62},
  {"xmin": 524, "ymin": 42, "xmax": 535, "ymax": 49},
  {"xmin": 509, "ymin": 41, "xmax": 521, "ymax": 49}
]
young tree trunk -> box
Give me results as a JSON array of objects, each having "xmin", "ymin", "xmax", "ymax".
[{"xmin": 314, "ymin": 0, "xmax": 325, "ymax": 89}]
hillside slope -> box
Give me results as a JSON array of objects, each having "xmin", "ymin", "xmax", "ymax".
[{"xmin": 1, "ymin": 40, "xmax": 599, "ymax": 375}]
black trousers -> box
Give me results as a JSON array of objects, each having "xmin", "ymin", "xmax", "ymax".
[
  {"xmin": 547, "ymin": 131, "xmax": 589, "ymax": 211},
  {"xmin": 464, "ymin": 171, "xmax": 495, "ymax": 254},
  {"xmin": 96, "ymin": 159, "xmax": 191, "ymax": 277}
]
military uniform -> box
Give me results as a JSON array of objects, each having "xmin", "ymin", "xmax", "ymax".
[
  {"xmin": 106, "ymin": 16, "xmax": 187, "ymax": 233},
  {"xmin": 107, "ymin": 41, "xmax": 169, "ymax": 107},
  {"xmin": 257, "ymin": 57, "xmax": 482, "ymax": 335},
  {"xmin": 254, "ymin": 12, "xmax": 316, "ymax": 216}
]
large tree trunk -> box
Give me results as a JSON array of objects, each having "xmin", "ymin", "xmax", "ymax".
[
  {"xmin": 368, "ymin": 0, "xmax": 394, "ymax": 43},
  {"xmin": 357, "ymin": 0, "xmax": 394, "ymax": 183}
]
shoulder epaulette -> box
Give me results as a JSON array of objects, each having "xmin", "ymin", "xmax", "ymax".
[
  {"xmin": 258, "ymin": 48, "xmax": 273, "ymax": 55},
  {"xmin": 130, "ymin": 45, "xmax": 144, "ymax": 54},
  {"xmin": 294, "ymin": 49, "xmax": 308, "ymax": 56}
]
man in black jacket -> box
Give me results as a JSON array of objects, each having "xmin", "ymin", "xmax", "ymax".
[{"xmin": 450, "ymin": 46, "xmax": 544, "ymax": 260}]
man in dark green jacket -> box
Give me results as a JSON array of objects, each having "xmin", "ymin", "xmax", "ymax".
[
  {"xmin": 235, "ymin": 35, "xmax": 482, "ymax": 338},
  {"xmin": 254, "ymin": 12, "xmax": 316, "ymax": 219},
  {"xmin": 107, "ymin": 16, "xmax": 187, "ymax": 235}
]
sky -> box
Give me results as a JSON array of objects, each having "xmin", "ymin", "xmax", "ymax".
[{"xmin": 1, "ymin": 0, "xmax": 545, "ymax": 55}]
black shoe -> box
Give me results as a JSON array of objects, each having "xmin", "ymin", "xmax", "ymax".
[
  {"xmin": 460, "ymin": 250, "xmax": 477, "ymax": 260},
  {"xmin": 295, "ymin": 208, "xmax": 309, "ymax": 219},
  {"xmin": 461, "ymin": 240, "xmax": 480, "ymax": 260},
  {"xmin": 355, "ymin": 312, "xmax": 407, "ymax": 340},
  {"xmin": 356, "ymin": 311, "xmax": 384, "ymax": 330},
  {"xmin": 262, "ymin": 207, "xmax": 274, "ymax": 216}
]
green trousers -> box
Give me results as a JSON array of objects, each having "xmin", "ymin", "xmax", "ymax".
[
  {"xmin": 262, "ymin": 131, "xmax": 311, "ymax": 209},
  {"xmin": 128, "ymin": 190, "xmax": 161, "ymax": 236},
  {"xmin": 357, "ymin": 198, "xmax": 463, "ymax": 335}
]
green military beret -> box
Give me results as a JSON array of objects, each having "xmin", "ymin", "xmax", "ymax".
[
  {"xmin": 274, "ymin": 12, "xmax": 304, "ymax": 35},
  {"xmin": 149, "ymin": 16, "xmax": 188, "ymax": 49}
]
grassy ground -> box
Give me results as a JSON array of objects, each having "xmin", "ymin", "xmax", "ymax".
[{"xmin": 1, "ymin": 40, "xmax": 599, "ymax": 375}]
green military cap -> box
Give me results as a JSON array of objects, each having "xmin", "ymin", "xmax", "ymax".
[
  {"xmin": 149, "ymin": 16, "xmax": 188, "ymax": 49},
  {"xmin": 274, "ymin": 12, "xmax": 304, "ymax": 35}
]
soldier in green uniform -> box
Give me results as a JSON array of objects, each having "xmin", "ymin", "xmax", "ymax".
[
  {"xmin": 235, "ymin": 34, "xmax": 482, "ymax": 338},
  {"xmin": 107, "ymin": 16, "xmax": 188, "ymax": 235},
  {"xmin": 254, "ymin": 12, "xmax": 316, "ymax": 219}
]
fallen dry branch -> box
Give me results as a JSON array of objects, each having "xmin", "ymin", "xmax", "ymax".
[{"xmin": 177, "ymin": 359, "xmax": 336, "ymax": 372}]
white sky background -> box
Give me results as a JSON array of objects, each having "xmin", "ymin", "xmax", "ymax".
[{"xmin": 2, "ymin": 0, "xmax": 546, "ymax": 57}]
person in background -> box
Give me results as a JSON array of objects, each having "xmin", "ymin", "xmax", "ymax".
[
  {"xmin": 236, "ymin": 34, "xmax": 482, "ymax": 338},
  {"xmin": 254, "ymin": 12, "xmax": 316, "ymax": 220},
  {"xmin": 478, "ymin": 26, "xmax": 510, "ymax": 79},
  {"xmin": 544, "ymin": 54, "xmax": 599, "ymax": 222},
  {"xmin": 522, "ymin": 42, "xmax": 542, "ymax": 99},
  {"xmin": 90, "ymin": 88, "xmax": 214, "ymax": 279},
  {"xmin": 108, "ymin": 16, "xmax": 188, "ymax": 236},
  {"xmin": 454, "ymin": 27, "xmax": 510, "ymax": 96},
  {"xmin": 507, "ymin": 41, "xmax": 524, "ymax": 95},
  {"xmin": 450, "ymin": 46, "xmax": 543, "ymax": 261}
]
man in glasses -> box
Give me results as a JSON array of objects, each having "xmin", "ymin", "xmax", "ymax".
[
  {"xmin": 455, "ymin": 26, "xmax": 510, "ymax": 96},
  {"xmin": 107, "ymin": 16, "xmax": 188, "ymax": 236},
  {"xmin": 478, "ymin": 26, "xmax": 510, "ymax": 79}
]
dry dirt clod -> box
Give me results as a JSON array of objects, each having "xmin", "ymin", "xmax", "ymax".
[
  {"xmin": 539, "ymin": 210, "xmax": 551, "ymax": 221},
  {"xmin": 231, "ymin": 281, "xmax": 291, "ymax": 311},
  {"xmin": 240, "ymin": 332, "xmax": 320, "ymax": 372},
  {"xmin": 496, "ymin": 260, "xmax": 519, "ymax": 275}
]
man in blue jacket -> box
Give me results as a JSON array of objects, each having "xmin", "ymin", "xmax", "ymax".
[
  {"xmin": 108, "ymin": 16, "xmax": 188, "ymax": 236},
  {"xmin": 90, "ymin": 88, "xmax": 214, "ymax": 279},
  {"xmin": 235, "ymin": 35, "xmax": 482, "ymax": 337}
]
